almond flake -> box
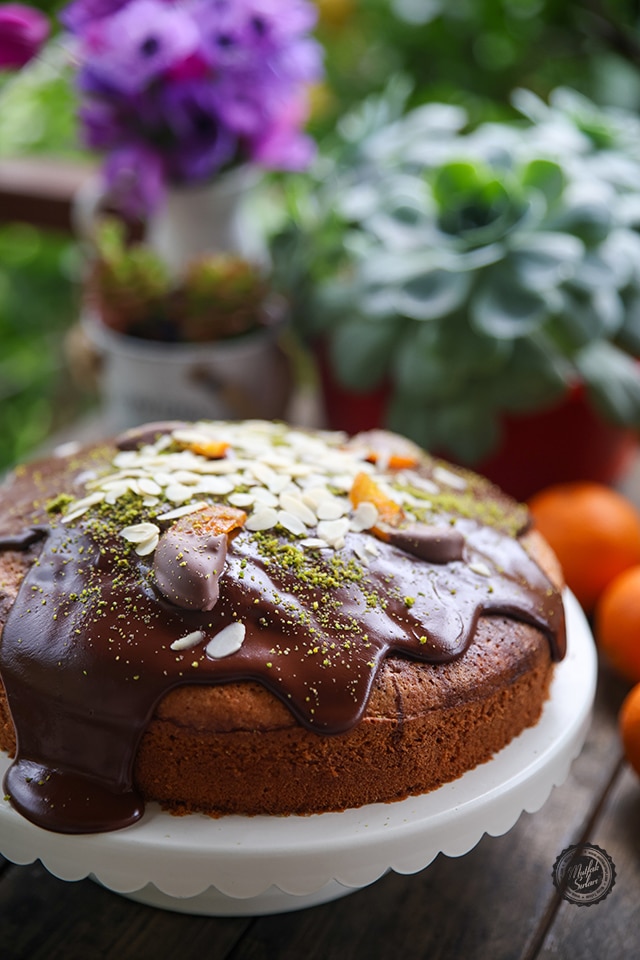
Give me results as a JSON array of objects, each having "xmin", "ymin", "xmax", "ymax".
[
  {"xmin": 251, "ymin": 488, "xmax": 279, "ymax": 507},
  {"xmin": 277, "ymin": 510, "xmax": 307, "ymax": 536},
  {"xmin": 350, "ymin": 501, "xmax": 378, "ymax": 532},
  {"xmin": 228, "ymin": 493, "xmax": 256, "ymax": 508},
  {"xmin": 245, "ymin": 506, "xmax": 278, "ymax": 531},
  {"xmin": 316, "ymin": 496, "xmax": 349, "ymax": 521},
  {"xmin": 134, "ymin": 534, "xmax": 159, "ymax": 556},
  {"xmin": 138, "ymin": 478, "xmax": 162, "ymax": 497},
  {"xmin": 469, "ymin": 561, "xmax": 492, "ymax": 577},
  {"xmin": 266, "ymin": 473, "xmax": 292, "ymax": 495},
  {"xmin": 279, "ymin": 494, "xmax": 316, "ymax": 526},
  {"xmin": 433, "ymin": 466, "xmax": 467, "ymax": 490},
  {"xmin": 195, "ymin": 476, "xmax": 235, "ymax": 496},
  {"xmin": 249, "ymin": 462, "xmax": 277, "ymax": 486},
  {"xmin": 165, "ymin": 483, "xmax": 193, "ymax": 504},
  {"xmin": 157, "ymin": 501, "xmax": 209, "ymax": 522},
  {"xmin": 120, "ymin": 522, "xmax": 161, "ymax": 543},
  {"xmin": 170, "ymin": 630, "xmax": 205, "ymax": 651},
  {"xmin": 353, "ymin": 543, "xmax": 371, "ymax": 565},
  {"xmin": 300, "ymin": 537, "xmax": 329, "ymax": 550},
  {"xmin": 60, "ymin": 491, "xmax": 105, "ymax": 523},
  {"xmin": 301, "ymin": 486, "xmax": 331, "ymax": 509},
  {"xmin": 205, "ymin": 622, "xmax": 246, "ymax": 659},
  {"xmin": 317, "ymin": 517, "xmax": 351, "ymax": 545}
]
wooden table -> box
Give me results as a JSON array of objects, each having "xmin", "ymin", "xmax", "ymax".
[{"xmin": 0, "ymin": 436, "xmax": 639, "ymax": 959}]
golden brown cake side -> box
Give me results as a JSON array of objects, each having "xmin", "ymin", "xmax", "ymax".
[{"xmin": 134, "ymin": 618, "xmax": 553, "ymax": 816}]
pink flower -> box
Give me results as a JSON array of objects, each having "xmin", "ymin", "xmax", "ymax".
[
  {"xmin": 0, "ymin": 3, "xmax": 50, "ymax": 69},
  {"xmin": 251, "ymin": 96, "xmax": 316, "ymax": 170}
]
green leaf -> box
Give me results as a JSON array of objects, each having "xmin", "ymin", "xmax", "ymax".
[
  {"xmin": 384, "ymin": 392, "xmax": 441, "ymax": 452},
  {"xmin": 429, "ymin": 401, "xmax": 502, "ymax": 464},
  {"xmin": 557, "ymin": 286, "xmax": 624, "ymax": 346},
  {"xmin": 396, "ymin": 268, "xmax": 471, "ymax": 321},
  {"xmin": 551, "ymin": 193, "xmax": 613, "ymax": 247},
  {"xmin": 472, "ymin": 272, "xmax": 549, "ymax": 338},
  {"xmin": 575, "ymin": 341, "xmax": 640, "ymax": 427},
  {"xmin": 391, "ymin": 315, "xmax": 511, "ymax": 401},
  {"xmin": 391, "ymin": 321, "xmax": 465, "ymax": 401},
  {"xmin": 328, "ymin": 316, "xmax": 402, "ymax": 391},
  {"xmin": 520, "ymin": 159, "xmax": 565, "ymax": 207},
  {"xmin": 482, "ymin": 336, "xmax": 569, "ymax": 413},
  {"xmin": 618, "ymin": 292, "xmax": 640, "ymax": 355},
  {"xmin": 507, "ymin": 232, "xmax": 583, "ymax": 290},
  {"xmin": 387, "ymin": 388, "xmax": 501, "ymax": 464}
]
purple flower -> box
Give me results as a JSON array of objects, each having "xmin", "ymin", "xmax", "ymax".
[
  {"xmin": 81, "ymin": 0, "xmax": 200, "ymax": 95},
  {"xmin": 161, "ymin": 80, "xmax": 237, "ymax": 181},
  {"xmin": 0, "ymin": 3, "xmax": 49, "ymax": 69},
  {"xmin": 251, "ymin": 96, "xmax": 316, "ymax": 171},
  {"xmin": 61, "ymin": 0, "xmax": 136, "ymax": 33},
  {"xmin": 103, "ymin": 144, "xmax": 166, "ymax": 219},
  {"xmin": 67, "ymin": 0, "xmax": 323, "ymax": 216}
]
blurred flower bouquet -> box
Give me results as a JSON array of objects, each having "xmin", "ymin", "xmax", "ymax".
[{"xmin": 62, "ymin": 0, "xmax": 323, "ymax": 218}]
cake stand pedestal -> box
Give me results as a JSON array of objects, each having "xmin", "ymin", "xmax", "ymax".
[{"xmin": 0, "ymin": 592, "xmax": 597, "ymax": 916}]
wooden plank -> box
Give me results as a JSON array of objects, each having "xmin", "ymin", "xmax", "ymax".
[
  {"xmin": 0, "ymin": 156, "xmax": 94, "ymax": 231},
  {"xmin": 0, "ymin": 862, "xmax": 252, "ymax": 960},
  {"xmin": 536, "ymin": 751, "xmax": 640, "ymax": 957}
]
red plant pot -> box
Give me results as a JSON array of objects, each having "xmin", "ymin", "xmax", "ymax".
[{"xmin": 316, "ymin": 351, "xmax": 638, "ymax": 501}]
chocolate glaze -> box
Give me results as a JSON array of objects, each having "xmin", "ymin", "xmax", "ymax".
[
  {"xmin": 0, "ymin": 447, "xmax": 566, "ymax": 835},
  {"xmin": 0, "ymin": 527, "xmax": 48, "ymax": 551},
  {"xmin": 154, "ymin": 520, "xmax": 228, "ymax": 611},
  {"xmin": 385, "ymin": 524, "xmax": 465, "ymax": 563}
]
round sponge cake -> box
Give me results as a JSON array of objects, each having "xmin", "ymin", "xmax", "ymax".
[{"xmin": 0, "ymin": 421, "xmax": 565, "ymax": 832}]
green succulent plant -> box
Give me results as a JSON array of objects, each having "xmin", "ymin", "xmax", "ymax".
[
  {"xmin": 92, "ymin": 219, "xmax": 269, "ymax": 343},
  {"xmin": 272, "ymin": 84, "xmax": 640, "ymax": 463}
]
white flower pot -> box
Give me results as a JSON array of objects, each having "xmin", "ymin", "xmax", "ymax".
[
  {"xmin": 146, "ymin": 167, "xmax": 269, "ymax": 278},
  {"xmin": 84, "ymin": 315, "xmax": 292, "ymax": 433}
]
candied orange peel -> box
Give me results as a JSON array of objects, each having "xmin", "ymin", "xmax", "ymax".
[
  {"xmin": 179, "ymin": 503, "xmax": 246, "ymax": 537},
  {"xmin": 181, "ymin": 439, "xmax": 230, "ymax": 459},
  {"xmin": 350, "ymin": 472, "xmax": 404, "ymax": 536},
  {"xmin": 365, "ymin": 451, "xmax": 419, "ymax": 471}
]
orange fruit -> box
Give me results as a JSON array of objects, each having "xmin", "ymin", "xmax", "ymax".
[
  {"xmin": 619, "ymin": 682, "xmax": 640, "ymax": 777},
  {"xmin": 595, "ymin": 566, "xmax": 640, "ymax": 683},
  {"xmin": 528, "ymin": 482, "xmax": 640, "ymax": 612}
]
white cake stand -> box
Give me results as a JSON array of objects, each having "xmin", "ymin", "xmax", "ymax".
[{"xmin": 0, "ymin": 591, "xmax": 597, "ymax": 916}]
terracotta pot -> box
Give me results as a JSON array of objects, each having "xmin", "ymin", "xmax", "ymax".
[{"xmin": 315, "ymin": 350, "xmax": 638, "ymax": 501}]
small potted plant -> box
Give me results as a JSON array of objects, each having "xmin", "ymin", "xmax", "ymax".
[
  {"xmin": 272, "ymin": 84, "xmax": 640, "ymax": 498},
  {"xmin": 82, "ymin": 218, "xmax": 291, "ymax": 429}
]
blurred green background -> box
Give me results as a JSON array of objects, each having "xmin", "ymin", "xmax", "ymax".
[{"xmin": 2, "ymin": 0, "xmax": 640, "ymax": 472}]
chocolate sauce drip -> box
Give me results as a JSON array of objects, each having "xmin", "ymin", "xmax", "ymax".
[
  {"xmin": 0, "ymin": 527, "xmax": 48, "ymax": 552},
  {"xmin": 0, "ymin": 508, "xmax": 565, "ymax": 834}
]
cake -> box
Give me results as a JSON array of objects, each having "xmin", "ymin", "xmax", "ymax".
[{"xmin": 0, "ymin": 420, "xmax": 565, "ymax": 834}]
